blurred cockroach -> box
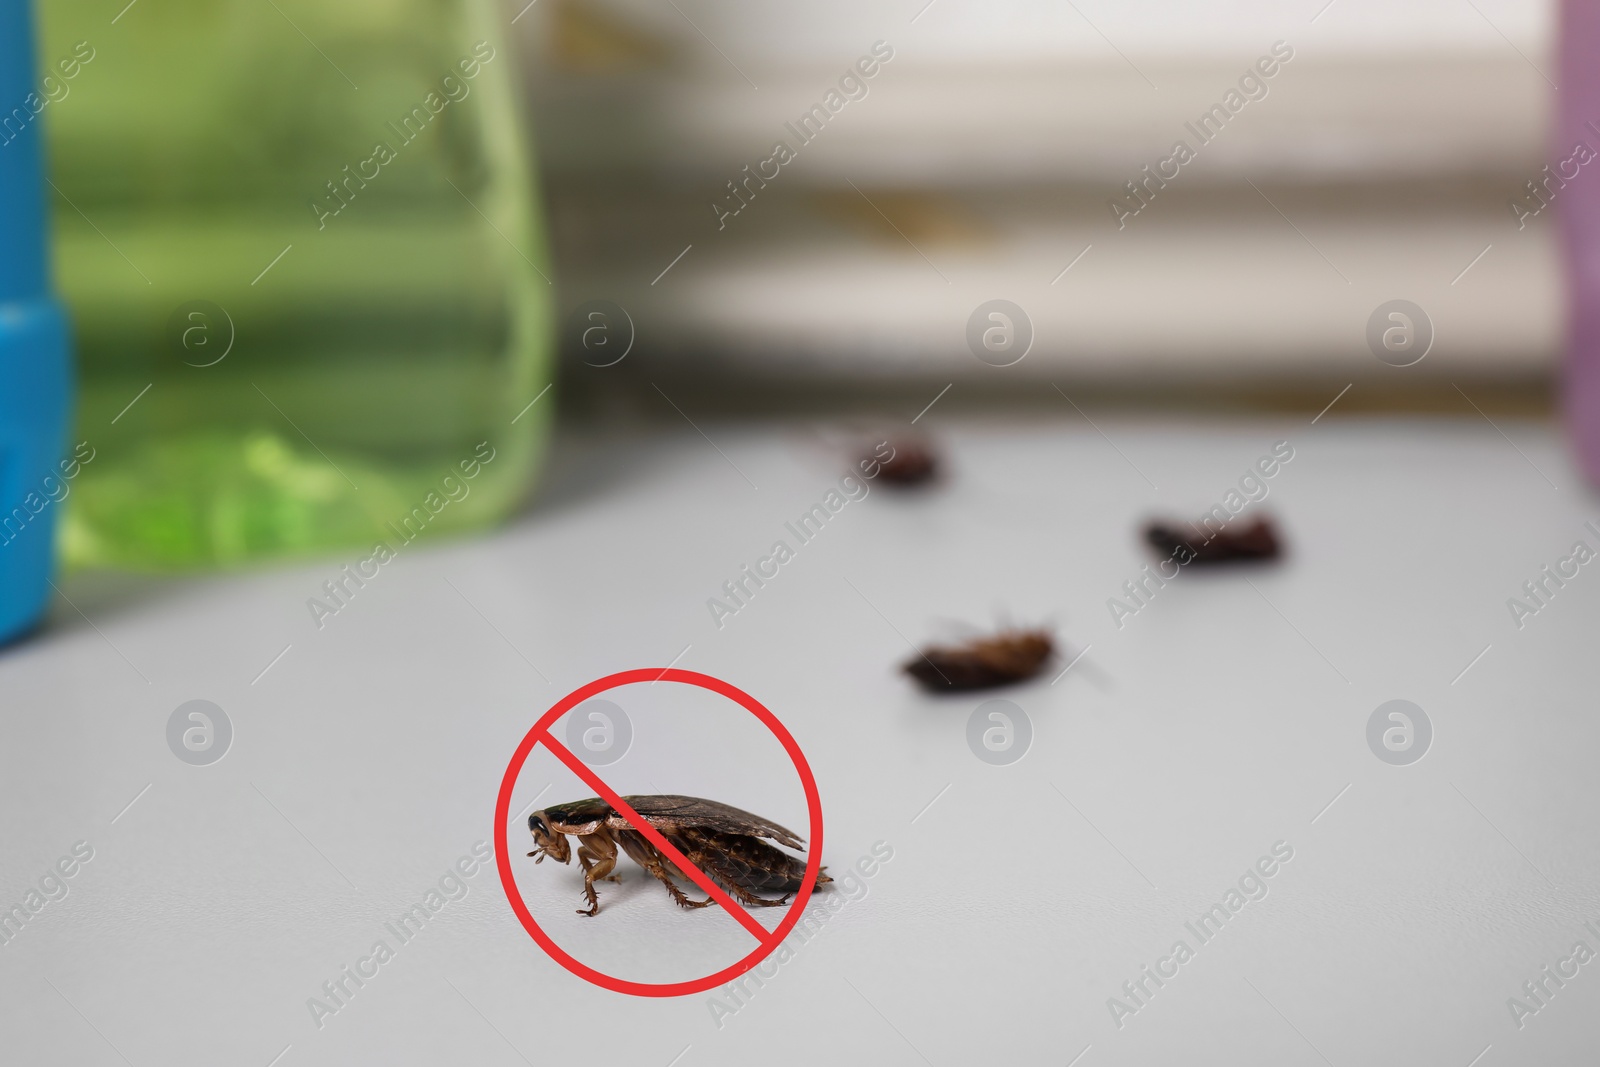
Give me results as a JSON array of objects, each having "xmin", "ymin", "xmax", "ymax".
[
  {"xmin": 871, "ymin": 437, "xmax": 938, "ymax": 486},
  {"xmin": 1144, "ymin": 516, "xmax": 1282, "ymax": 564},
  {"xmin": 526, "ymin": 795, "xmax": 829, "ymax": 916},
  {"xmin": 903, "ymin": 627, "xmax": 1054, "ymax": 691}
]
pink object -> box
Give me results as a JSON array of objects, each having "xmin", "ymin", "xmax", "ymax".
[{"xmin": 1560, "ymin": 0, "xmax": 1600, "ymax": 484}]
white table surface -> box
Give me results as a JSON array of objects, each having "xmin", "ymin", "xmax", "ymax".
[{"xmin": 2, "ymin": 416, "xmax": 1597, "ymax": 1066}]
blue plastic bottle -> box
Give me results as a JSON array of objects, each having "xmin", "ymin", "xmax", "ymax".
[{"xmin": 0, "ymin": 2, "xmax": 73, "ymax": 643}]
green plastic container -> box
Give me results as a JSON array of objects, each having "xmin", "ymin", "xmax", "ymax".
[{"xmin": 39, "ymin": 0, "xmax": 553, "ymax": 569}]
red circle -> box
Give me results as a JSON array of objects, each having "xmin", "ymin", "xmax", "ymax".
[{"xmin": 493, "ymin": 668, "xmax": 824, "ymax": 997}]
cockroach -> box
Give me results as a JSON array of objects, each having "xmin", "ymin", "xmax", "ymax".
[
  {"xmin": 869, "ymin": 437, "xmax": 938, "ymax": 486},
  {"xmin": 526, "ymin": 794, "xmax": 830, "ymax": 916},
  {"xmin": 1144, "ymin": 516, "xmax": 1282, "ymax": 564},
  {"xmin": 903, "ymin": 627, "xmax": 1054, "ymax": 691}
]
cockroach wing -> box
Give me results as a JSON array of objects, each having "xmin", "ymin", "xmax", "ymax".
[{"xmin": 619, "ymin": 795, "xmax": 807, "ymax": 851}]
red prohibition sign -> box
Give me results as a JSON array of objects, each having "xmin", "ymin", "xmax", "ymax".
[{"xmin": 494, "ymin": 668, "xmax": 825, "ymax": 997}]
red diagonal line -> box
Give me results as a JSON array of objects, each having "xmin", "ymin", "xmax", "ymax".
[{"xmin": 536, "ymin": 730, "xmax": 776, "ymax": 944}]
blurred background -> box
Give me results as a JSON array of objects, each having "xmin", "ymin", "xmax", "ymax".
[
  {"xmin": 522, "ymin": 0, "xmax": 1556, "ymax": 416},
  {"xmin": 3, "ymin": 0, "xmax": 1566, "ymax": 600}
]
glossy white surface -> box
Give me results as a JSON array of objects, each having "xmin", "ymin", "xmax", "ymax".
[{"xmin": 1, "ymin": 417, "xmax": 1595, "ymax": 1065}]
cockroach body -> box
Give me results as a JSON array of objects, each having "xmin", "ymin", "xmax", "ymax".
[
  {"xmin": 526, "ymin": 794, "xmax": 829, "ymax": 916},
  {"xmin": 1144, "ymin": 516, "xmax": 1282, "ymax": 564},
  {"xmin": 871, "ymin": 438, "xmax": 938, "ymax": 486},
  {"xmin": 903, "ymin": 628, "xmax": 1054, "ymax": 691}
]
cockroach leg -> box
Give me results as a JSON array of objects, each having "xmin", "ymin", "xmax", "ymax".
[
  {"xmin": 722, "ymin": 881, "xmax": 789, "ymax": 908},
  {"xmin": 575, "ymin": 836, "xmax": 619, "ymax": 916},
  {"xmin": 576, "ymin": 861, "xmax": 601, "ymax": 916},
  {"xmin": 638, "ymin": 854, "xmax": 715, "ymax": 910},
  {"xmin": 730, "ymin": 886, "xmax": 790, "ymax": 909}
]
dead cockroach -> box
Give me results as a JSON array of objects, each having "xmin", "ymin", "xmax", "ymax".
[
  {"xmin": 903, "ymin": 627, "xmax": 1054, "ymax": 692},
  {"xmin": 526, "ymin": 794, "xmax": 829, "ymax": 916},
  {"xmin": 1144, "ymin": 516, "xmax": 1283, "ymax": 565},
  {"xmin": 867, "ymin": 436, "xmax": 939, "ymax": 486}
]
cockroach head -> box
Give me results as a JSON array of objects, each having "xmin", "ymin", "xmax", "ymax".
[{"xmin": 526, "ymin": 811, "xmax": 571, "ymax": 864}]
